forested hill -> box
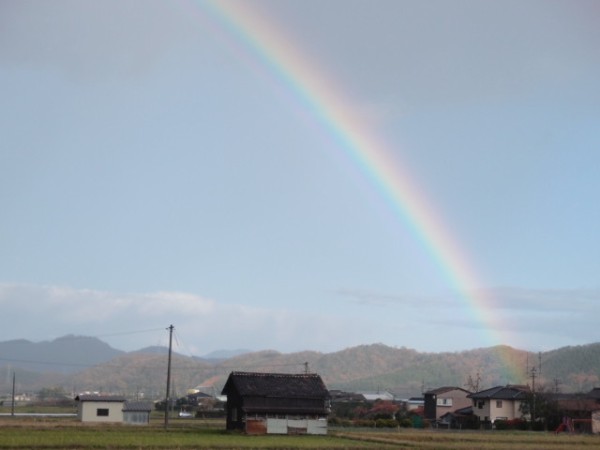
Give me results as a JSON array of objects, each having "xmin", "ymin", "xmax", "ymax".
[{"xmin": 1, "ymin": 337, "xmax": 599, "ymax": 398}]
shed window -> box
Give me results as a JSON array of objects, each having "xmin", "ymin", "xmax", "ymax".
[{"xmin": 96, "ymin": 408, "xmax": 109, "ymax": 416}]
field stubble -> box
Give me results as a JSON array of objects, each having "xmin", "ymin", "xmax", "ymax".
[{"xmin": 0, "ymin": 416, "xmax": 598, "ymax": 449}]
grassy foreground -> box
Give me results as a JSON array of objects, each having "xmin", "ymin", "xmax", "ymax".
[{"xmin": 0, "ymin": 416, "xmax": 598, "ymax": 449}]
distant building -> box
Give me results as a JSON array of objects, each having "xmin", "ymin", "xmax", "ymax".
[
  {"xmin": 328, "ymin": 389, "xmax": 365, "ymax": 403},
  {"xmin": 406, "ymin": 397, "xmax": 424, "ymax": 411},
  {"xmin": 359, "ymin": 391, "xmax": 395, "ymax": 402},
  {"xmin": 221, "ymin": 371, "xmax": 330, "ymax": 435}
]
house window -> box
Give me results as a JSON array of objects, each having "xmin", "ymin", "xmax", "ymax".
[
  {"xmin": 437, "ymin": 398, "xmax": 453, "ymax": 406},
  {"xmin": 477, "ymin": 401, "xmax": 484, "ymax": 409},
  {"xmin": 496, "ymin": 400, "xmax": 503, "ymax": 408},
  {"xmin": 96, "ymin": 408, "xmax": 109, "ymax": 417}
]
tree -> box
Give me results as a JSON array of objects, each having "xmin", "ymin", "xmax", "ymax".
[
  {"xmin": 37, "ymin": 386, "xmax": 68, "ymax": 402},
  {"xmin": 519, "ymin": 384, "xmax": 560, "ymax": 431}
]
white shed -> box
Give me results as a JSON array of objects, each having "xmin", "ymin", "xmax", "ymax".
[{"xmin": 75, "ymin": 394, "xmax": 126, "ymax": 423}]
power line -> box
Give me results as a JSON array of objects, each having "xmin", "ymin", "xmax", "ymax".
[{"xmin": 93, "ymin": 327, "xmax": 166, "ymax": 338}]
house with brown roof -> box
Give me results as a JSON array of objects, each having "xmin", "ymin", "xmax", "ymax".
[
  {"xmin": 468, "ymin": 385, "xmax": 530, "ymax": 425},
  {"xmin": 423, "ymin": 386, "xmax": 472, "ymax": 422},
  {"xmin": 221, "ymin": 371, "xmax": 330, "ymax": 435}
]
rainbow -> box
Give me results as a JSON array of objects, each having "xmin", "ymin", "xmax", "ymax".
[{"xmin": 190, "ymin": 1, "xmax": 522, "ymax": 382}]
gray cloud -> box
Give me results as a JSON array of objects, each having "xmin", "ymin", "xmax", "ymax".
[
  {"xmin": 0, "ymin": 0, "xmax": 198, "ymax": 80},
  {"xmin": 336, "ymin": 285, "xmax": 600, "ymax": 351},
  {"xmin": 0, "ymin": 283, "xmax": 357, "ymax": 355}
]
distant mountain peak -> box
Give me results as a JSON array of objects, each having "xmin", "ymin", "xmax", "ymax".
[{"xmin": 202, "ymin": 349, "xmax": 252, "ymax": 360}]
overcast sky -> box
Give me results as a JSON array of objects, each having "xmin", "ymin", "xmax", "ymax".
[{"xmin": 1, "ymin": 0, "xmax": 598, "ymax": 356}]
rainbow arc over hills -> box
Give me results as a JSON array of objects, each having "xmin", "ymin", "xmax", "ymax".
[{"xmin": 191, "ymin": 0, "xmax": 523, "ymax": 383}]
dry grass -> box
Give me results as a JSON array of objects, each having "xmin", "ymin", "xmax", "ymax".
[
  {"xmin": 332, "ymin": 428, "xmax": 599, "ymax": 449},
  {"xmin": 0, "ymin": 417, "xmax": 598, "ymax": 449}
]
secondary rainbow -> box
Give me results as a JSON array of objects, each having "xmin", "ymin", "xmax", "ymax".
[{"xmin": 193, "ymin": 0, "xmax": 520, "ymax": 377}]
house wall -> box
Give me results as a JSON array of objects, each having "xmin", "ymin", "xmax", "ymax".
[
  {"xmin": 224, "ymin": 391, "xmax": 244, "ymax": 431},
  {"xmin": 423, "ymin": 393, "xmax": 436, "ymax": 420},
  {"xmin": 473, "ymin": 399, "xmax": 522, "ymax": 423},
  {"xmin": 434, "ymin": 390, "xmax": 472, "ymax": 420},
  {"xmin": 473, "ymin": 399, "xmax": 492, "ymax": 422},
  {"xmin": 489, "ymin": 399, "xmax": 522, "ymax": 422},
  {"xmin": 79, "ymin": 401, "xmax": 124, "ymax": 423}
]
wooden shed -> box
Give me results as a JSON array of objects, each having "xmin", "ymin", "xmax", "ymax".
[{"xmin": 221, "ymin": 371, "xmax": 330, "ymax": 435}]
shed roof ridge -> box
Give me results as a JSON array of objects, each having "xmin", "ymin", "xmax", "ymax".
[{"xmin": 231, "ymin": 371, "xmax": 318, "ymax": 378}]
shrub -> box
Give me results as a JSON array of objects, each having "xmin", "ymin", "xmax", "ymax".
[
  {"xmin": 375, "ymin": 418, "xmax": 398, "ymax": 428},
  {"xmin": 398, "ymin": 418, "xmax": 413, "ymax": 428},
  {"xmin": 353, "ymin": 419, "xmax": 376, "ymax": 428},
  {"xmin": 494, "ymin": 420, "xmax": 509, "ymax": 430}
]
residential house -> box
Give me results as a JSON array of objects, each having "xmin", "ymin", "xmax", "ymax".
[
  {"xmin": 589, "ymin": 387, "xmax": 600, "ymax": 434},
  {"xmin": 423, "ymin": 386, "xmax": 472, "ymax": 422},
  {"xmin": 221, "ymin": 371, "xmax": 330, "ymax": 435},
  {"xmin": 468, "ymin": 385, "xmax": 529, "ymax": 425},
  {"xmin": 588, "ymin": 387, "xmax": 600, "ymax": 404},
  {"xmin": 75, "ymin": 394, "xmax": 126, "ymax": 423}
]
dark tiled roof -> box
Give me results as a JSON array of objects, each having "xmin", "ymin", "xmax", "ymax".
[
  {"xmin": 588, "ymin": 387, "xmax": 600, "ymax": 400},
  {"xmin": 425, "ymin": 386, "xmax": 471, "ymax": 395},
  {"xmin": 123, "ymin": 401, "xmax": 153, "ymax": 412},
  {"xmin": 468, "ymin": 385, "xmax": 529, "ymax": 400},
  {"xmin": 75, "ymin": 394, "xmax": 126, "ymax": 402},
  {"xmin": 221, "ymin": 371, "xmax": 328, "ymax": 398},
  {"xmin": 454, "ymin": 406, "xmax": 474, "ymax": 415}
]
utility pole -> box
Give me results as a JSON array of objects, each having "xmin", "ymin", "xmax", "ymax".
[
  {"xmin": 530, "ymin": 366, "xmax": 537, "ymax": 422},
  {"xmin": 164, "ymin": 324, "xmax": 174, "ymax": 429},
  {"xmin": 11, "ymin": 372, "xmax": 15, "ymax": 417}
]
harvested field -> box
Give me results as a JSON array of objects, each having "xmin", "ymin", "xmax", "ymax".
[{"xmin": 0, "ymin": 416, "xmax": 598, "ymax": 449}]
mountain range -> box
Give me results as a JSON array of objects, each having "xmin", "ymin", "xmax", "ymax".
[{"xmin": 1, "ymin": 335, "xmax": 599, "ymax": 399}]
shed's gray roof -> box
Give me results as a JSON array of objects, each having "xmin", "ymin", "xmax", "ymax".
[{"xmin": 123, "ymin": 401, "xmax": 153, "ymax": 412}]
